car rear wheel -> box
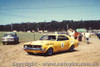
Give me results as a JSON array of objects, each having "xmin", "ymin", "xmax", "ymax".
[
  {"xmin": 3, "ymin": 42, "xmax": 5, "ymax": 45},
  {"xmin": 3, "ymin": 42, "xmax": 7, "ymax": 45},
  {"xmin": 16, "ymin": 38, "xmax": 19, "ymax": 43},
  {"xmin": 46, "ymin": 48, "xmax": 53, "ymax": 56},
  {"xmin": 69, "ymin": 45, "xmax": 74, "ymax": 52},
  {"xmin": 15, "ymin": 40, "xmax": 19, "ymax": 44}
]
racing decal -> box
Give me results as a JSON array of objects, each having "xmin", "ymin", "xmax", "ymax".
[{"xmin": 61, "ymin": 42, "xmax": 64, "ymax": 48}]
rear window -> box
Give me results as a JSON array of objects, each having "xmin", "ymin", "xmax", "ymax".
[{"xmin": 4, "ymin": 33, "xmax": 15, "ymax": 37}]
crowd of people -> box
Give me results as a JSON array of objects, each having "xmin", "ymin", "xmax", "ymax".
[{"xmin": 68, "ymin": 29, "xmax": 91, "ymax": 44}]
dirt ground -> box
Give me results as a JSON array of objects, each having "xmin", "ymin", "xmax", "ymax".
[{"xmin": 0, "ymin": 37, "xmax": 100, "ymax": 67}]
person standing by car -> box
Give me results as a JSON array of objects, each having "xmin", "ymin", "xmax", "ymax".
[
  {"xmin": 74, "ymin": 31, "xmax": 79, "ymax": 39},
  {"xmin": 96, "ymin": 32, "xmax": 100, "ymax": 39},
  {"xmin": 70, "ymin": 30, "xmax": 75, "ymax": 39},
  {"xmin": 82, "ymin": 32, "xmax": 86, "ymax": 41},
  {"xmin": 85, "ymin": 31, "xmax": 91, "ymax": 44},
  {"xmin": 78, "ymin": 32, "xmax": 83, "ymax": 41}
]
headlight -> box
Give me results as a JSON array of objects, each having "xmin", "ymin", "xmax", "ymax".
[
  {"xmin": 41, "ymin": 46, "xmax": 45, "ymax": 51},
  {"xmin": 42, "ymin": 49, "xmax": 45, "ymax": 51},
  {"xmin": 41, "ymin": 46, "xmax": 43, "ymax": 49},
  {"xmin": 24, "ymin": 45, "xmax": 27, "ymax": 48},
  {"xmin": 2, "ymin": 38, "xmax": 5, "ymax": 40}
]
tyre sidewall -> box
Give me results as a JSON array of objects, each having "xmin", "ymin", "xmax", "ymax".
[{"xmin": 46, "ymin": 48, "xmax": 53, "ymax": 56}]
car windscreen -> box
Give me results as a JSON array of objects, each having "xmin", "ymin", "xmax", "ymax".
[
  {"xmin": 39, "ymin": 35, "xmax": 56, "ymax": 40},
  {"xmin": 4, "ymin": 33, "xmax": 15, "ymax": 37}
]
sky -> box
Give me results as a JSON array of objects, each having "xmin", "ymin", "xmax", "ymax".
[{"xmin": 0, "ymin": 0, "xmax": 100, "ymax": 25}]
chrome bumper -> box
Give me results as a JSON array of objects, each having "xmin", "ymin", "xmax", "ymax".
[
  {"xmin": 2, "ymin": 41, "xmax": 14, "ymax": 43},
  {"xmin": 24, "ymin": 47, "xmax": 45, "ymax": 51}
]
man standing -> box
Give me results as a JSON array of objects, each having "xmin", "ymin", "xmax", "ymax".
[
  {"xmin": 78, "ymin": 32, "xmax": 83, "ymax": 41},
  {"xmin": 85, "ymin": 31, "xmax": 91, "ymax": 44},
  {"xmin": 70, "ymin": 30, "xmax": 75, "ymax": 39},
  {"xmin": 74, "ymin": 31, "xmax": 79, "ymax": 39}
]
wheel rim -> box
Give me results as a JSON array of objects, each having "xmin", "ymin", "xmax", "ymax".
[{"xmin": 48, "ymin": 49, "xmax": 53, "ymax": 55}]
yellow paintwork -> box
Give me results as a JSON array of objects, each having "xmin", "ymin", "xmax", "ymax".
[{"xmin": 24, "ymin": 34, "xmax": 79, "ymax": 54}]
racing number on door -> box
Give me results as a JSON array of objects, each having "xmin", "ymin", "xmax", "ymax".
[{"xmin": 61, "ymin": 42, "xmax": 64, "ymax": 48}]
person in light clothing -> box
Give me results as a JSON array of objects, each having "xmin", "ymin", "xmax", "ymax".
[
  {"xmin": 78, "ymin": 32, "xmax": 83, "ymax": 41},
  {"xmin": 70, "ymin": 30, "xmax": 75, "ymax": 39},
  {"xmin": 82, "ymin": 32, "xmax": 86, "ymax": 41},
  {"xmin": 85, "ymin": 31, "xmax": 91, "ymax": 44}
]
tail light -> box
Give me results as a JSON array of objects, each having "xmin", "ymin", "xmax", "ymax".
[{"xmin": 2, "ymin": 38, "xmax": 5, "ymax": 40}]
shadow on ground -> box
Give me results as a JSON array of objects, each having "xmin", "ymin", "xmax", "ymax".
[
  {"xmin": 27, "ymin": 50, "xmax": 79, "ymax": 57},
  {"xmin": 2, "ymin": 42, "xmax": 20, "ymax": 45}
]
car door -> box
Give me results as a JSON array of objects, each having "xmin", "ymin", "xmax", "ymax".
[
  {"xmin": 62, "ymin": 36, "xmax": 70, "ymax": 51},
  {"xmin": 54, "ymin": 40, "xmax": 62, "ymax": 52},
  {"xmin": 56, "ymin": 35, "xmax": 70, "ymax": 51}
]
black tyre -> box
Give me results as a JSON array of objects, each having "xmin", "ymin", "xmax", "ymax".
[
  {"xmin": 27, "ymin": 52, "xmax": 33, "ymax": 55},
  {"xmin": 3, "ymin": 42, "xmax": 5, "ymax": 45},
  {"xmin": 16, "ymin": 40, "xmax": 19, "ymax": 44},
  {"xmin": 46, "ymin": 48, "xmax": 53, "ymax": 56},
  {"xmin": 69, "ymin": 45, "xmax": 74, "ymax": 52},
  {"xmin": 14, "ymin": 39, "xmax": 19, "ymax": 44},
  {"xmin": 17, "ymin": 38, "xmax": 19, "ymax": 43},
  {"xmin": 3, "ymin": 42, "xmax": 8, "ymax": 45}
]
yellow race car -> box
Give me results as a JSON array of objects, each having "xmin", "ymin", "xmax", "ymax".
[{"xmin": 24, "ymin": 34, "xmax": 79, "ymax": 56}]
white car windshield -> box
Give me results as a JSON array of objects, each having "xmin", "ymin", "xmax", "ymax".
[{"xmin": 39, "ymin": 35, "xmax": 56, "ymax": 40}]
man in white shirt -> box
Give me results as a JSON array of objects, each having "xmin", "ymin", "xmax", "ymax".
[
  {"xmin": 70, "ymin": 30, "xmax": 75, "ymax": 39},
  {"xmin": 85, "ymin": 31, "xmax": 91, "ymax": 44}
]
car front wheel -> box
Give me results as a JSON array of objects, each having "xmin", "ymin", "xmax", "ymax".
[
  {"xmin": 46, "ymin": 48, "xmax": 53, "ymax": 56},
  {"xmin": 27, "ymin": 52, "xmax": 33, "ymax": 55}
]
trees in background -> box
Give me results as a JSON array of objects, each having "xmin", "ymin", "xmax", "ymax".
[{"xmin": 0, "ymin": 20, "xmax": 100, "ymax": 31}]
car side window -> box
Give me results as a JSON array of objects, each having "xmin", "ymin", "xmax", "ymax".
[
  {"xmin": 57, "ymin": 35, "xmax": 69, "ymax": 41},
  {"xmin": 39, "ymin": 35, "xmax": 56, "ymax": 40},
  {"xmin": 48, "ymin": 36, "xmax": 56, "ymax": 40}
]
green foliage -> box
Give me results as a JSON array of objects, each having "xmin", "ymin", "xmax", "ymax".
[{"xmin": 0, "ymin": 20, "xmax": 100, "ymax": 31}]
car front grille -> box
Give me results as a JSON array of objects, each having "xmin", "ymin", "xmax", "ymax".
[
  {"xmin": 24, "ymin": 45, "xmax": 42, "ymax": 48},
  {"xmin": 26, "ymin": 45, "xmax": 32, "ymax": 48}
]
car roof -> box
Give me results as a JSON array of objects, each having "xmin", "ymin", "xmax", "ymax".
[
  {"xmin": 5, "ymin": 32, "xmax": 16, "ymax": 34},
  {"xmin": 43, "ymin": 34, "xmax": 69, "ymax": 36}
]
